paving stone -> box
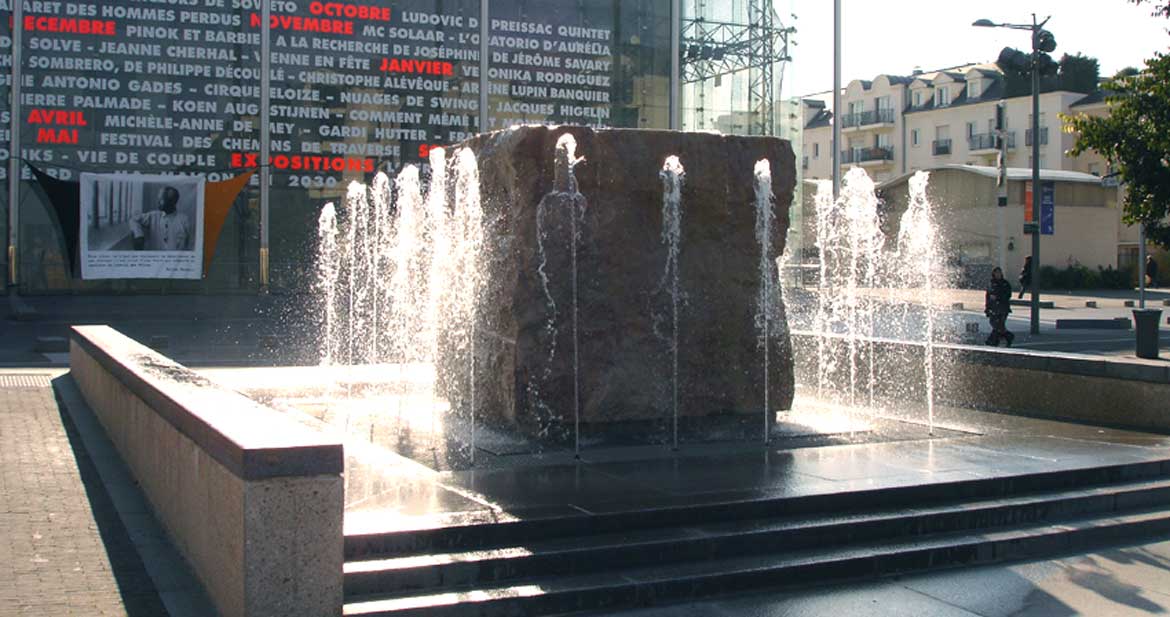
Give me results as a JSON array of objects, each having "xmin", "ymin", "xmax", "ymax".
[{"xmin": 0, "ymin": 385, "xmax": 169, "ymax": 617}]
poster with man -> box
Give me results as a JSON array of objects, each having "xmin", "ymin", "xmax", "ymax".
[{"xmin": 79, "ymin": 173, "xmax": 205, "ymax": 279}]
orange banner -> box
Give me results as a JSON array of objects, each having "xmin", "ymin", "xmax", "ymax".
[{"xmin": 203, "ymin": 170, "xmax": 256, "ymax": 275}]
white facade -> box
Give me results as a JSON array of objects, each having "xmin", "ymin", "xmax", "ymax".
[
  {"xmin": 801, "ymin": 65, "xmax": 1095, "ymax": 183},
  {"xmin": 797, "ymin": 66, "xmax": 1152, "ymax": 280}
]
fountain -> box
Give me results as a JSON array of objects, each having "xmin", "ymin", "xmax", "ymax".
[
  {"xmin": 659, "ymin": 155, "xmax": 684, "ymax": 450},
  {"xmin": 66, "ymin": 128, "xmax": 1170, "ymax": 617},
  {"xmin": 303, "ymin": 125, "xmax": 960, "ymax": 468},
  {"xmin": 791, "ymin": 168, "xmax": 949, "ymax": 432},
  {"xmin": 306, "ymin": 126, "xmax": 797, "ymax": 464}
]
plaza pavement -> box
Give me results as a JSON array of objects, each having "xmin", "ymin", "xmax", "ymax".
[
  {"xmin": 2, "ymin": 291, "xmax": 1170, "ymax": 616},
  {"xmin": 0, "ymin": 369, "xmax": 213, "ymax": 616},
  {"xmin": 5, "ymin": 287, "xmax": 1168, "ymax": 369}
]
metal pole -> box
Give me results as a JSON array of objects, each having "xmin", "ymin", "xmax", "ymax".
[
  {"xmin": 670, "ymin": 0, "xmax": 681, "ymax": 130},
  {"xmin": 259, "ymin": 0, "xmax": 271, "ymax": 289},
  {"xmin": 7, "ymin": 0, "xmax": 24, "ymax": 290},
  {"xmin": 479, "ymin": 0, "xmax": 489, "ymax": 134},
  {"xmin": 997, "ymin": 103, "xmax": 1008, "ymax": 271},
  {"xmin": 1139, "ymin": 223, "xmax": 1147, "ymax": 309},
  {"xmin": 832, "ymin": 0, "xmax": 842, "ymax": 198},
  {"xmin": 1029, "ymin": 16, "xmax": 1041, "ymax": 336}
]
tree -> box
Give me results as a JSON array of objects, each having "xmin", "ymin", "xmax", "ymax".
[
  {"xmin": 1056, "ymin": 53, "xmax": 1099, "ymax": 94},
  {"xmin": 1130, "ymin": 0, "xmax": 1170, "ymax": 17},
  {"xmin": 1109, "ymin": 67, "xmax": 1141, "ymax": 83},
  {"xmin": 999, "ymin": 53, "xmax": 1098, "ymax": 96},
  {"xmin": 1065, "ymin": 52, "xmax": 1170, "ymax": 248}
]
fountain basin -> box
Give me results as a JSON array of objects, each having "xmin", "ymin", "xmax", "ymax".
[{"xmin": 450, "ymin": 126, "xmax": 796, "ymax": 432}]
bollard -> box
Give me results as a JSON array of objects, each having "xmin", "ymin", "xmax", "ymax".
[{"xmin": 1133, "ymin": 309, "xmax": 1162, "ymax": 359}]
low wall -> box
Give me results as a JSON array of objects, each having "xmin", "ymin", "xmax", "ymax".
[
  {"xmin": 791, "ymin": 332, "xmax": 1170, "ymax": 433},
  {"xmin": 69, "ymin": 325, "xmax": 344, "ymax": 617}
]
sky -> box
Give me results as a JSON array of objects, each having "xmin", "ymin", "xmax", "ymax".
[{"xmin": 784, "ymin": 0, "xmax": 1170, "ymax": 98}]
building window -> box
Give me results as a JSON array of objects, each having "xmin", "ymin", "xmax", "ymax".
[
  {"xmin": 967, "ymin": 80, "xmax": 980, "ymax": 98},
  {"xmin": 936, "ymin": 87, "xmax": 950, "ymax": 107},
  {"xmin": 814, "ymin": 143, "xmax": 820, "ymax": 158},
  {"xmin": 912, "ymin": 129, "xmax": 920, "ymax": 147},
  {"xmin": 913, "ymin": 91, "xmax": 922, "ymax": 107},
  {"xmin": 967, "ymin": 122, "xmax": 977, "ymax": 138}
]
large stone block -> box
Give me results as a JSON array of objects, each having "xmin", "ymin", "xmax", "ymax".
[{"xmin": 451, "ymin": 127, "xmax": 795, "ymax": 433}]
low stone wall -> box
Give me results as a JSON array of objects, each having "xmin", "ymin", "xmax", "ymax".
[
  {"xmin": 69, "ymin": 326, "xmax": 344, "ymax": 617},
  {"xmin": 791, "ymin": 332, "xmax": 1170, "ymax": 433}
]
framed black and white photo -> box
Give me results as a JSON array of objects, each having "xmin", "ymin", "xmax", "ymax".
[{"xmin": 79, "ymin": 173, "xmax": 205, "ymax": 279}]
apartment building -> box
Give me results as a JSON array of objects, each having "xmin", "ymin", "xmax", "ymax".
[
  {"xmin": 797, "ymin": 66, "xmax": 1153, "ymax": 281},
  {"xmin": 802, "ymin": 65, "xmax": 1090, "ymax": 183}
]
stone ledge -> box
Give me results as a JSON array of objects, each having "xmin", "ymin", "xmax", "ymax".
[
  {"xmin": 792, "ymin": 331, "xmax": 1169, "ymax": 386},
  {"xmin": 69, "ymin": 325, "xmax": 344, "ymax": 617},
  {"xmin": 70, "ymin": 325, "xmax": 342, "ymax": 480},
  {"xmin": 791, "ymin": 332, "xmax": 1170, "ymax": 434},
  {"xmin": 1055, "ymin": 318, "xmax": 1132, "ymax": 330}
]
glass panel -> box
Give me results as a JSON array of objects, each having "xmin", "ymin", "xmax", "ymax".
[
  {"xmin": 486, "ymin": 0, "xmax": 669, "ymax": 130},
  {"xmin": 265, "ymin": 0, "xmax": 481, "ymax": 291},
  {"xmin": 0, "ymin": 5, "xmax": 10, "ymax": 285},
  {"xmin": 680, "ymin": 0, "xmax": 791, "ymax": 136},
  {"xmin": 16, "ymin": 0, "xmax": 258, "ymax": 294},
  {"xmin": 257, "ymin": 0, "xmax": 483, "ymax": 470}
]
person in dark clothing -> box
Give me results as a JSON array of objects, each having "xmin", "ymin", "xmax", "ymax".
[
  {"xmin": 1017, "ymin": 255, "xmax": 1033, "ymax": 299},
  {"xmin": 986, "ymin": 267, "xmax": 1015, "ymax": 347},
  {"xmin": 1146, "ymin": 255, "xmax": 1159, "ymax": 288}
]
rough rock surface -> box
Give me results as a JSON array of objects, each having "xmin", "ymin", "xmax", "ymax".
[{"xmin": 449, "ymin": 126, "xmax": 795, "ymax": 435}]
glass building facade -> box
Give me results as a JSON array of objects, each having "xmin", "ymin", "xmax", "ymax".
[{"xmin": 1, "ymin": 0, "xmax": 796, "ymax": 295}]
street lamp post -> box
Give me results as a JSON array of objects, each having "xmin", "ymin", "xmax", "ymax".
[{"xmin": 974, "ymin": 15, "xmax": 1056, "ymax": 336}]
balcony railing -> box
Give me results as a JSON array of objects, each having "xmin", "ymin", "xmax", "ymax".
[
  {"xmin": 968, "ymin": 132, "xmax": 1017, "ymax": 151},
  {"xmin": 840, "ymin": 146, "xmax": 894, "ymax": 164},
  {"xmin": 1025, "ymin": 127, "xmax": 1049, "ymax": 146},
  {"xmin": 932, "ymin": 139, "xmax": 952, "ymax": 156},
  {"xmin": 840, "ymin": 108, "xmax": 896, "ymax": 129}
]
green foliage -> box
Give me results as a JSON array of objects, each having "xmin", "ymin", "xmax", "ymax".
[
  {"xmin": 1039, "ymin": 264, "xmax": 1135, "ymax": 289},
  {"xmin": 1130, "ymin": 0, "xmax": 1170, "ymax": 17},
  {"xmin": 1065, "ymin": 50, "xmax": 1170, "ymax": 249},
  {"xmin": 1057, "ymin": 53, "xmax": 1100, "ymax": 94},
  {"xmin": 999, "ymin": 53, "xmax": 1100, "ymax": 96},
  {"xmin": 1110, "ymin": 66, "xmax": 1141, "ymax": 82}
]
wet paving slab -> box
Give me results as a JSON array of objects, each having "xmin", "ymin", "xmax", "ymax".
[{"xmin": 198, "ymin": 366, "xmax": 1170, "ymax": 536}]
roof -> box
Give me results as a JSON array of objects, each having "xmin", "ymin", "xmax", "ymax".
[
  {"xmin": 904, "ymin": 77, "xmax": 1005, "ymax": 114},
  {"xmin": 804, "ymin": 109, "xmax": 833, "ymax": 130},
  {"xmin": 1070, "ymin": 90, "xmax": 1111, "ymax": 108},
  {"xmin": 878, "ymin": 165, "xmax": 1107, "ymax": 189}
]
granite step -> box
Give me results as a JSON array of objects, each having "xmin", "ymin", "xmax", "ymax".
[
  {"xmin": 343, "ymin": 476, "xmax": 1170, "ymax": 597},
  {"xmin": 345, "ymin": 457, "xmax": 1170, "ymax": 560},
  {"xmin": 342, "ymin": 506, "xmax": 1170, "ymax": 617}
]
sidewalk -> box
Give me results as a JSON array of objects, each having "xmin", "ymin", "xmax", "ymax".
[
  {"xmin": 0, "ymin": 371, "xmax": 168, "ymax": 616},
  {"xmin": 0, "ymin": 370, "xmax": 213, "ymax": 617},
  {"xmin": 3, "ymin": 364, "xmax": 1170, "ymax": 616}
]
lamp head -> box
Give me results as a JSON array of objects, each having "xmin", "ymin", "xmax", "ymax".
[{"xmin": 972, "ymin": 19, "xmax": 997, "ymax": 27}]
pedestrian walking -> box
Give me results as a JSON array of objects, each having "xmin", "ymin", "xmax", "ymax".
[
  {"xmin": 1017, "ymin": 255, "xmax": 1032, "ymax": 299},
  {"xmin": 1145, "ymin": 255, "xmax": 1159, "ymax": 288},
  {"xmin": 986, "ymin": 267, "xmax": 1014, "ymax": 347}
]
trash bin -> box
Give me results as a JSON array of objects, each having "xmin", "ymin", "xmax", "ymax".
[{"xmin": 1133, "ymin": 309, "xmax": 1162, "ymax": 359}]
